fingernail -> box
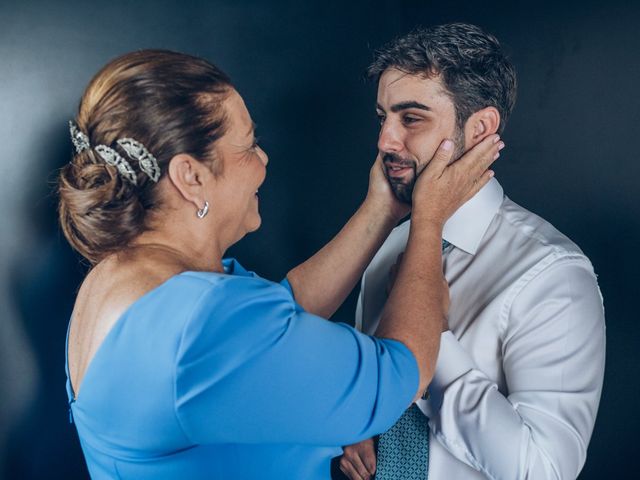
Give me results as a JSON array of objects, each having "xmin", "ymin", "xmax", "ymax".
[
  {"xmin": 489, "ymin": 170, "xmax": 495, "ymax": 177},
  {"xmin": 442, "ymin": 139, "xmax": 453, "ymax": 151},
  {"xmin": 494, "ymin": 152, "xmax": 501, "ymax": 159},
  {"xmin": 498, "ymin": 142, "xmax": 505, "ymax": 150},
  {"xmin": 493, "ymin": 135, "xmax": 501, "ymax": 144}
]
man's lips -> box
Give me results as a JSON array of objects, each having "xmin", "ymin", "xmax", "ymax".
[{"xmin": 385, "ymin": 163, "xmax": 414, "ymax": 178}]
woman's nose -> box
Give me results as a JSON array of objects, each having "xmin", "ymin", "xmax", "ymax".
[{"xmin": 258, "ymin": 146, "xmax": 269, "ymax": 166}]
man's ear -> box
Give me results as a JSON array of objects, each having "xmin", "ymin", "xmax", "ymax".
[
  {"xmin": 166, "ymin": 153, "xmax": 209, "ymax": 208},
  {"xmin": 464, "ymin": 107, "xmax": 501, "ymax": 148}
]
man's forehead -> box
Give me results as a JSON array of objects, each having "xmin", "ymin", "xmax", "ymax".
[{"xmin": 376, "ymin": 68, "xmax": 450, "ymax": 109}]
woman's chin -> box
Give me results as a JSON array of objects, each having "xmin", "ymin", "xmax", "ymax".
[{"xmin": 246, "ymin": 215, "xmax": 262, "ymax": 233}]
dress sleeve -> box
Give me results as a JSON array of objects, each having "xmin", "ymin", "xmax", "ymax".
[{"xmin": 174, "ymin": 275, "xmax": 419, "ymax": 446}]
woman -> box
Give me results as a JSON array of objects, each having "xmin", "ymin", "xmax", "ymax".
[{"xmin": 59, "ymin": 50, "xmax": 500, "ymax": 479}]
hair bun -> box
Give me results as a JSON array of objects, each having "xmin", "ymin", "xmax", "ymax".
[{"xmin": 58, "ymin": 150, "xmax": 145, "ymax": 264}]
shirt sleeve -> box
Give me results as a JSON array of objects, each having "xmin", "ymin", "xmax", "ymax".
[
  {"xmin": 174, "ymin": 275, "xmax": 419, "ymax": 446},
  {"xmin": 424, "ymin": 256, "xmax": 605, "ymax": 480}
]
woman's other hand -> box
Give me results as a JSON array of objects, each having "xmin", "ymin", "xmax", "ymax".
[
  {"xmin": 364, "ymin": 153, "xmax": 411, "ymax": 223},
  {"xmin": 412, "ymin": 134, "xmax": 503, "ymax": 226}
]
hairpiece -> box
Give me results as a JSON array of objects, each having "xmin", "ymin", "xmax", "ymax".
[
  {"xmin": 117, "ymin": 138, "xmax": 161, "ymax": 182},
  {"xmin": 95, "ymin": 145, "xmax": 138, "ymax": 185},
  {"xmin": 69, "ymin": 121, "xmax": 90, "ymax": 153}
]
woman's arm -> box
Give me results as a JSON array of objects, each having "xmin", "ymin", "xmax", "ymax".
[
  {"xmin": 289, "ymin": 135, "xmax": 502, "ymax": 396},
  {"xmin": 375, "ymin": 135, "xmax": 502, "ymax": 398},
  {"xmin": 286, "ymin": 155, "xmax": 408, "ymax": 319}
]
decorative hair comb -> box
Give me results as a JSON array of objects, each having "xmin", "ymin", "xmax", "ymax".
[
  {"xmin": 68, "ymin": 120, "xmax": 161, "ymax": 184},
  {"xmin": 95, "ymin": 145, "xmax": 138, "ymax": 185},
  {"xmin": 117, "ymin": 138, "xmax": 161, "ymax": 182},
  {"xmin": 69, "ymin": 121, "xmax": 90, "ymax": 153}
]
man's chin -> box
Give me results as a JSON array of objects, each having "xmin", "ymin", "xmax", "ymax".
[{"xmin": 390, "ymin": 183, "xmax": 413, "ymax": 204}]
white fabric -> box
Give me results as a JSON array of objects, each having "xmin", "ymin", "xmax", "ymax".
[{"xmin": 356, "ymin": 178, "xmax": 606, "ymax": 480}]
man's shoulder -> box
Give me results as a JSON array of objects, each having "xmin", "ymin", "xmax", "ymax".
[
  {"xmin": 377, "ymin": 197, "xmax": 587, "ymax": 260},
  {"xmin": 495, "ymin": 196, "xmax": 586, "ymax": 259}
]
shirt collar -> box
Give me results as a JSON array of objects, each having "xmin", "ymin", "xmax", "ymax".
[{"xmin": 442, "ymin": 177, "xmax": 504, "ymax": 255}]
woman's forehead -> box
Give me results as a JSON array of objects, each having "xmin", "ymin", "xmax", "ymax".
[{"xmin": 224, "ymin": 90, "xmax": 253, "ymax": 135}]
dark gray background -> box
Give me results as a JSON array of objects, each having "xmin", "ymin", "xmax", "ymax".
[{"xmin": 1, "ymin": 0, "xmax": 637, "ymax": 478}]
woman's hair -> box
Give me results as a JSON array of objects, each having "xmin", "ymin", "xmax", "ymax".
[{"xmin": 58, "ymin": 49, "xmax": 233, "ymax": 265}]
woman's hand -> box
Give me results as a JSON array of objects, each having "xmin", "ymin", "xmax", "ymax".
[
  {"xmin": 364, "ymin": 153, "xmax": 411, "ymax": 223},
  {"xmin": 412, "ymin": 134, "xmax": 503, "ymax": 226}
]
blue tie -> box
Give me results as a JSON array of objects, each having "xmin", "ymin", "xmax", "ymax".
[{"xmin": 376, "ymin": 239, "xmax": 450, "ymax": 479}]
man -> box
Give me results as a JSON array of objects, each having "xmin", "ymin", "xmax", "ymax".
[{"xmin": 338, "ymin": 23, "xmax": 605, "ymax": 480}]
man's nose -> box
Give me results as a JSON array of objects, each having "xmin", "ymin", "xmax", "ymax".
[{"xmin": 377, "ymin": 121, "xmax": 404, "ymax": 153}]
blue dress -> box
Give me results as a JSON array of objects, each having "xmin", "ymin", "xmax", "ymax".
[{"xmin": 65, "ymin": 259, "xmax": 418, "ymax": 479}]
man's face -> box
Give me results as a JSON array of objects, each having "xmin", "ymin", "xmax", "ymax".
[{"xmin": 376, "ymin": 68, "xmax": 465, "ymax": 203}]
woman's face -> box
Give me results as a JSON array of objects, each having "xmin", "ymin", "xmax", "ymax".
[{"xmin": 212, "ymin": 90, "xmax": 268, "ymax": 238}]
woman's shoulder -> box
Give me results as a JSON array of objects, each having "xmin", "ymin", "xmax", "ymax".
[
  {"xmin": 183, "ymin": 262, "xmax": 294, "ymax": 315},
  {"xmin": 177, "ymin": 262, "xmax": 297, "ymax": 344},
  {"xmin": 78, "ymin": 256, "xmax": 243, "ymax": 306},
  {"xmin": 76, "ymin": 258, "xmax": 183, "ymax": 314},
  {"xmin": 82, "ymin": 256, "xmax": 283, "ymax": 319}
]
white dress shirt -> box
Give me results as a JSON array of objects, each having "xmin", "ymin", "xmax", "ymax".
[{"xmin": 356, "ymin": 178, "xmax": 605, "ymax": 480}]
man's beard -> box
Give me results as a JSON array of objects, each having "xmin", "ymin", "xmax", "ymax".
[{"xmin": 383, "ymin": 130, "xmax": 466, "ymax": 204}]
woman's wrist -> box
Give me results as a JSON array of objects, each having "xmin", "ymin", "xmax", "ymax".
[
  {"xmin": 361, "ymin": 194, "xmax": 403, "ymax": 229},
  {"xmin": 410, "ymin": 205, "xmax": 446, "ymax": 231}
]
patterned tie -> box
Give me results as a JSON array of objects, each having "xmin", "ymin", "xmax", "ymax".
[
  {"xmin": 376, "ymin": 403, "xmax": 430, "ymax": 479},
  {"xmin": 376, "ymin": 239, "xmax": 450, "ymax": 479}
]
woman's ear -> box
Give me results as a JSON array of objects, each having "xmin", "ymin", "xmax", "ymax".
[
  {"xmin": 464, "ymin": 107, "xmax": 501, "ymax": 147},
  {"xmin": 166, "ymin": 153, "xmax": 209, "ymax": 208}
]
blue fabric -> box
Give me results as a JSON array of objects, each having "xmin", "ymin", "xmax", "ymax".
[{"xmin": 65, "ymin": 258, "xmax": 419, "ymax": 479}]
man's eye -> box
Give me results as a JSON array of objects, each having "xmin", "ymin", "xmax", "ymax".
[
  {"xmin": 377, "ymin": 115, "xmax": 386, "ymax": 125},
  {"xmin": 403, "ymin": 116, "xmax": 420, "ymax": 124}
]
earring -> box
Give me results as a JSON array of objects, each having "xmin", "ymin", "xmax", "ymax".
[{"xmin": 196, "ymin": 201, "xmax": 209, "ymax": 219}]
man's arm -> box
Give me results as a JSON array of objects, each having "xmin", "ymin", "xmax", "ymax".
[{"xmin": 426, "ymin": 256, "xmax": 605, "ymax": 479}]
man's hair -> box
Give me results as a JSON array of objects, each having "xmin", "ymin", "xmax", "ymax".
[{"xmin": 368, "ymin": 23, "xmax": 517, "ymax": 134}]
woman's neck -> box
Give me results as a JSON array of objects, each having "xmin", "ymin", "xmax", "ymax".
[{"xmin": 130, "ymin": 231, "xmax": 225, "ymax": 273}]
